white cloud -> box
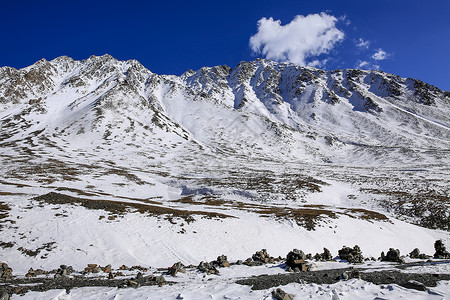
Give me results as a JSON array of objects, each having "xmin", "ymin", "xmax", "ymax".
[
  {"xmin": 372, "ymin": 48, "xmax": 388, "ymax": 60},
  {"xmin": 356, "ymin": 38, "xmax": 370, "ymax": 49},
  {"xmin": 355, "ymin": 60, "xmax": 380, "ymax": 70},
  {"xmin": 357, "ymin": 60, "xmax": 369, "ymax": 68},
  {"xmin": 249, "ymin": 13, "xmax": 344, "ymax": 66}
]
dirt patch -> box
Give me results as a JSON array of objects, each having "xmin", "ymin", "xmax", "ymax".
[{"xmin": 33, "ymin": 192, "xmax": 233, "ymax": 223}]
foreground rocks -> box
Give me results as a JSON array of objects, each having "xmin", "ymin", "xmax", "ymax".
[{"xmin": 1, "ymin": 240, "xmax": 449, "ymax": 296}]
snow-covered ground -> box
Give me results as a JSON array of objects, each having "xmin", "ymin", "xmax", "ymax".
[{"xmin": 0, "ymin": 55, "xmax": 449, "ymax": 298}]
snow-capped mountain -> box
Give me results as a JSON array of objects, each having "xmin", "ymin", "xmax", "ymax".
[
  {"xmin": 0, "ymin": 56, "xmax": 449, "ymax": 298},
  {"xmin": 1, "ymin": 55, "xmax": 448, "ymax": 166}
]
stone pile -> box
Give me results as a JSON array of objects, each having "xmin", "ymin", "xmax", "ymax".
[
  {"xmin": 197, "ymin": 261, "xmax": 219, "ymax": 275},
  {"xmin": 381, "ymin": 248, "xmax": 404, "ymax": 263},
  {"xmin": 338, "ymin": 245, "xmax": 364, "ymax": 263},
  {"xmin": 434, "ymin": 240, "xmax": 450, "ymax": 259},
  {"xmin": 0, "ymin": 263, "xmax": 12, "ymax": 279},
  {"xmin": 313, "ymin": 248, "xmax": 333, "ymax": 261},
  {"xmin": 286, "ymin": 249, "xmax": 309, "ymax": 272},
  {"xmin": 409, "ymin": 248, "xmax": 429, "ymax": 259},
  {"xmin": 214, "ymin": 255, "xmax": 230, "ymax": 268},
  {"xmin": 167, "ymin": 262, "xmax": 186, "ymax": 277},
  {"xmin": 126, "ymin": 272, "xmax": 166, "ymax": 287}
]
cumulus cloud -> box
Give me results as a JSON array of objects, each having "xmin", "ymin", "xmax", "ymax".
[
  {"xmin": 249, "ymin": 13, "xmax": 344, "ymax": 66},
  {"xmin": 372, "ymin": 48, "xmax": 388, "ymax": 60},
  {"xmin": 356, "ymin": 38, "xmax": 370, "ymax": 49}
]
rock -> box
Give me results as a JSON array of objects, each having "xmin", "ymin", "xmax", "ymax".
[
  {"xmin": 286, "ymin": 249, "xmax": 309, "ymax": 271},
  {"xmin": 381, "ymin": 248, "xmax": 404, "ymax": 263},
  {"xmin": 236, "ymin": 260, "xmax": 243, "ymax": 265},
  {"xmin": 0, "ymin": 291, "xmax": 9, "ymax": 300},
  {"xmin": 341, "ymin": 271, "xmax": 349, "ymax": 281},
  {"xmin": 350, "ymin": 269, "xmax": 360, "ymax": 279},
  {"xmin": 272, "ymin": 288, "xmax": 294, "ymax": 300},
  {"xmin": 0, "ymin": 263, "xmax": 12, "ymax": 279},
  {"xmin": 167, "ymin": 262, "xmax": 186, "ymax": 276},
  {"xmin": 108, "ymin": 272, "xmax": 114, "ymax": 279},
  {"xmin": 102, "ymin": 264, "xmax": 112, "ymax": 273},
  {"xmin": 409, "ymin": 248, "xmax": 421, "ymax": 259},
  {"xmin": 155, "ymin": 275, "xmax": 166, "ymax": 285},
  {"xmin": 314, "ymin": 248, "xmax": 333, "ymax": 261},
  {"xmin": 401, "ymin": 280, "xmax": 427, "ymax": 291},
  {"xmin": 252, "ymin": 249, "xmax": 275, "ymax": 264},
  {"xmin": 338, "ymin": 245, "xmax": 364, "ymax": 263},
  {"xmin": 136, "ymin": 272, "xmax": 144, "ymax": 282},
  {"xmin": 127, "ymin": 280, "xmax": 140, "ymax": 288},
  {"xmin": 433, "ymin": 240, "xmax": 450, "ymax": 259},
  {"xmin": 198, "ymin": 261, "xmax": 219, "ymax": 275},
  {"xmin": 215, "ymin": 255, "xmax": 230, "ymax": 268},
  {"xmin": 25, "ymin": 268, "xmax": 36, "ymax": 277}
]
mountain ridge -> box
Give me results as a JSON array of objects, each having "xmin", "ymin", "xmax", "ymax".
[{"xmin": 0, "ymin": 54, "xmax": 449, "ymax": 167}]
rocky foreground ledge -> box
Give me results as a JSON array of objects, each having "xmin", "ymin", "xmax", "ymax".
[{"xmin": 0, "ymin": 241, "xmax": 449, "ymax": 298}]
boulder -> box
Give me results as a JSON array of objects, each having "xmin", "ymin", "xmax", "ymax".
[
  {"xmin": 272, "ymin": 288, "xmax": 294, "ymax": 300},
  {"xmin": 0, "ymin": 290, "xmax": 10, "ymax": 300}
]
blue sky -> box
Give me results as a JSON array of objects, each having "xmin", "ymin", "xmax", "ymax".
[{"xmin": 1, "ymin": 0, "xmax": 449, "ymax": 90}]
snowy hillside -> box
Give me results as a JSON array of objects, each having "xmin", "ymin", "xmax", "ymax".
[{"xmin": 0, "ymin": 55, "xmax": 449, "ymax": 298}]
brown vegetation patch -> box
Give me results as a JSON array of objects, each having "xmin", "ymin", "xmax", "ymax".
[
  {"xmin": 363, "ymin": 188, "xmax": 449, "ymax": 230},
  {"xmin": 17, "ymin": 242, "xmax": 57, "ymax": 257},
  {"xmin": 344, "ymin": 208, "xmax": 390, "ymax": 221},
  {"xmin": 34, "ymin": 192, "xmax": 233, "ymax": 224},
  {"xmin": 0, "ymin": 201, "xmax": 11, "ymax": 231},
  {"xmin": 256, "ymin": 206, "xmax": 337, "ymax": 231}
]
